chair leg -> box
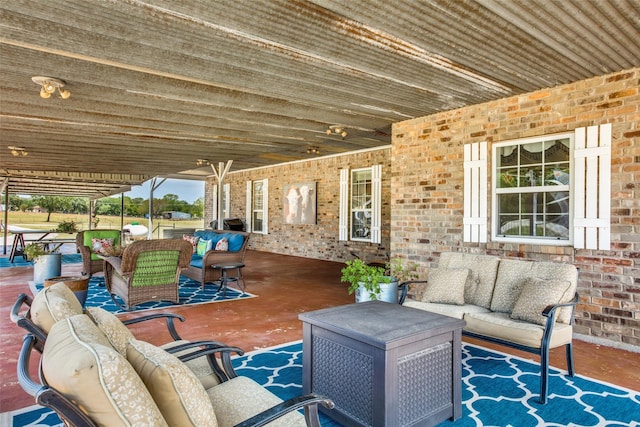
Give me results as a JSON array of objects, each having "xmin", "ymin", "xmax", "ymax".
[
  {"xmin": 565, "ymin": 342, "xmax": 575, "ymax": 377},
  {"xmin": 539, "ymin": 346, "xmax": 550, "ymax": 404}
]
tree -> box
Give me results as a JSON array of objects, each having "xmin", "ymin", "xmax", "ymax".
[{"xmin": 33, "ymin": 196, "xmax": 70, "ymax": 222}]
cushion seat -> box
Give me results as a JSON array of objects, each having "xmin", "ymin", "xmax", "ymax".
[
  {"xmin": 403, "ymin": 300, "xmax": 490, "ymax": 320},
  {"xmin": 463, "ymin": 312, "xmax": 573, "ymax": 349}
]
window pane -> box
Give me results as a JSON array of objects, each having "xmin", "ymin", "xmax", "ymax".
[
  {"xmin": 253, "ymin": 212, "xmax": 263, "ymax": 232},
  {"xmin": 351, "ymin": 211, "xmax": 371, "ymax": 239}
]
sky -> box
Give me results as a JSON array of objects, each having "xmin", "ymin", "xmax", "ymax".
[{"xmin": 123, "ymin": 178, "xmax": 205, "ymax": 203}]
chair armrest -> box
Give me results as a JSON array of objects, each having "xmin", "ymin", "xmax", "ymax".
[
  {"xmin": 103, "ymin": 256, "xmax": 123, "ymax": 272},
  {"xmin": 122, "ymin": 313, "xmax": 186, "ymax": 341},
  {"xmin": 202, "ymin": 249, "xmax": 244, "ymax": 265},
  {"xmin": 542, "ymin": 292, "xmax": 580, "ymax": 319},
  {"xmin": 165, "ymin": 340, "xmax": 245, "ymax": 382},
  {"xmin": 11, "ymin": 294, "xmax": 47, "ymax": 350},
  {"xmin": 398, "ymin": 280, "xmax": 429, "ymax": 304},
  {"xmin": 233, "ymin": 394, "xmax": 334, "ymax": 427}
]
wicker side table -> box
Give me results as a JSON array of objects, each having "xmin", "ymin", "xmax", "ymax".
[{"xmin": 299, "ymin": 301, "xmax": 465, "ymax": 427}]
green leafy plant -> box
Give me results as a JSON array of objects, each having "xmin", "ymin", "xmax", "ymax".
[
  {"xmin": 341, "ymin": 258, "xmax": 392, "ymax": 299},
  {"xmin": 387, "ymin": 258, "xmax": 419, "ymax": 283},
  {"xmin": 23, "ymin": 243, "xmax": 58, "ymax": 261},
  {"xmin": 54, "ymin": 219, "xmax": 79, "ymax": 234}
]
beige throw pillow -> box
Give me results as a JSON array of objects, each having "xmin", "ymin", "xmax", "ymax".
[
  {"xmin": 510, "ymin": 278, "xmax": 573, "ymax": 326},
  {"xmin": 421, "ymin": 267, "xmax": 469, "ymax": 305},
  {"xmin": 127, "ymin": 339, "xmax": 218, "ymax": 427},
  {"xmin": 86, "ymin": 306, "xmax": 134, "ymax": 355},
  {"xmin": 31, "ymin": 282, "xmax": 84, "ymax": 333},
  {"xmin": 43, "ymin": 315, "xmax": 166, "ymax": 427}
]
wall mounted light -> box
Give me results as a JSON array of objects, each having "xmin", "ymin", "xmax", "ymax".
[
  {"xmin": 32, "ymin": 76, "xmax": 71, "ymax": 99},
  {"xmin": 8, "ymin": 145, "xmax": 28, "ymax": 156},
  {"xmin": 326, "ymin": 125, "xmax": 347, "ymax": 139}
]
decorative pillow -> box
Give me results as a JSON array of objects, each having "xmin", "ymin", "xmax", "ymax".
[
  {"xmin": 183, "ymin": 235, "xmax": 199, "ymax": 253},
  {"xmin": 127, "ymin": 339, "xmax": 218, "ymax": 427},
  {"xmin": 421, "ymin": 267, "xmax": 469, "ymax": 305},
  {"xmin": 86, "ymin": 306, "xmax": 134, "ymax": 355},
  {"xmin": 43, "ymin": 316, "xmax": 167, "ymax": 426},
  {"xmin": 31, "ymin": 282, "xmax": 84, "ymax": 334},
  {"xmin": 91, "ymin": 237, "xmax": 114, "ymax": 255},
  {"xmin": 196, "ymin": 239, "xmax": 212, "ymax": 256},
  {"xmin": 215, "ymin": 237, "xmax": 229, "ymax": 251},
  {"xmin": 510, "ymin": 278, "xmax": 573, "ymax": 326}
]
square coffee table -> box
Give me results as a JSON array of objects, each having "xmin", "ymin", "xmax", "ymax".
[{"xmin": 299, "ymin": 301, "xmax": 465, "ymax": 427}]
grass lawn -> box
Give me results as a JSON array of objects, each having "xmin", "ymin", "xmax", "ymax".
[{"xmin": 3, "ymin": 211, "xmax": 206, "ymax": 238}]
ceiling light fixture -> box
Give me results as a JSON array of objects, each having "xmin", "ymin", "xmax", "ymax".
[
  {"xmin": 32, "ymin": 76, "xmax": 71, "ymax": 99},
  {"xmin": 326, "ymin": 125, "xmax": 347, "ymax": 139},
  {"xmin": 306, "ymin": 146, "xmax": 320, "ymax": 155},
  {"xmin": 8, "ymin": 146, "xmax": 28, "ymax": 156},
  {"xmin": 196, "ymin": 159, "xmax": 211, "ymax": 166}
]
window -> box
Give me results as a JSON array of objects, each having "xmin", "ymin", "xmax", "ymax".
[
  {"xmin": 246, "ymin": 179, "xmax": 268, "ymax": 234},
  {"xmin": 339, "ymin": 165, "xmax": 381, "ymax": 243},
  {"xmin": 492, "ymin": 134, "xmax": 572, "ymax": 244}
]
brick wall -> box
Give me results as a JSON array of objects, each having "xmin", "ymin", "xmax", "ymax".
[
  {"xmin": 204, "ymin": 147, "xmax": 392, "ymax": 263},
  {"xmin": 392, "ymin": 68, "xmax": 640, "ymax": 349}
]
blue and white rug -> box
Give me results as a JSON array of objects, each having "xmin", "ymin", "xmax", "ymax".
[
  {"xmin": 32, "ymin": 275, "xmax": 255, "ymax": 314},
  {"xmin": 0, "ymin": 253, "xmax": 81, "ymax": 268},
  {"xmin": 4, "ymin": 342, "xmax": 638, "ymax": 426}
]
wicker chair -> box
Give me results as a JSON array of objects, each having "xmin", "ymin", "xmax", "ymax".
[
  {"xmin": 76, "ymin": 229, "xmax": 122, "ymax": 277},
  {"xmin": 104, "ymin": 238, "xmax": 192, "ymax": 310}
]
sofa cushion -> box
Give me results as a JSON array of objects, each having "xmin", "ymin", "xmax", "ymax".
[
  {"xmin": 160, "ymin": 340, "xmax": 223, "ymax": 389},
  {"xmin": 31, "ymin": 282, "xmax": 84, "ymax": 333},
  {"xmin": 92, "ymin": 237, "xmax": 114, "ymax": 255},
  {"xmin": 510, "ymin": 277, "xmax": 574, "ymax": 326},
  {"xmin": 127, "ymin": 339, "xmax": 218, "ymax": 427},
  {"xmin": 421, "ymin": 267, "xmax": 468, "ymax": 305},
  {"xmin": 215, "ymin": 237, "xmax": 229, "ymax": 251},
  {"xmin": 529, "ymin": 262, "xmax": 578, "ymax": 324},
  {"xmin": 403, "ymin": 300, "xmax": 490, "ymax": 319},
  {"xmin": 194, "ymin": 230, "xmax": 245, "ymax": 253},
  {"xmin": 491, "ymin": 259, "xmax": 535, "ymax": 313},
  {"xmin": 464, "ymin": 312, "xmax": 574, "ymax": 349},
  {"xmin": 86, "ymin": 306, "xmax": 133, "ymax": 355},
  {"xmin": 197, "ymin": 239, "xmax": 213, "ymax": 256},
  {"xmin": 183, "ymin": 235, "xmax": 199, "ymax": 253},
  {"xmin": 43, "ymin": 315, "xmax": 167, "ymax": 427},
  {"xmin": 439, "ymin": 252, "xmax": 500, "ymax": 309},
  {"xmin": 207, "ymin": 376, "xmax": 306, "ymax": 427},
  {"xmin": 190, "ymin": 254, "xmax": 204, "ymax": 268}
]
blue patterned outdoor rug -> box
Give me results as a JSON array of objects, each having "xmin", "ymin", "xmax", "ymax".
[
  {"xmin": 4, "ymin": 342, "xmax": 639, "ymax": 426},
  {"xmin": 32, "ymin": 275, "xmax": 255, "ymax": 315},
  {"xmin": 0, "ymin": 253, "xmax": 81, "ymax": 268}
]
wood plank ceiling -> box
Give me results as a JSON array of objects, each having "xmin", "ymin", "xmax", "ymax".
[{"xmin": 1, "ymin": 0, "xmax": 639, "ymax": 198}]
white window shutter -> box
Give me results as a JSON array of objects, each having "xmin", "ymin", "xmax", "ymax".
[
  {"xmin": 574, "ymin": 124, "xmax": 611, "ymax": 250},
  {"xmin": 245, "ymin": 180, "xmax": 252, "ymax": 232},
  {"xmin": 463, "ymin": 141, "xmax": 488, "ymax": 243},
  {"xmin": 339, "ymin": 169, "xmax": 349, "ymax": 241},
  {"xmin": 262, "ymin": 179, "xmax": 269, "ymax": 234},
  {"xmin": 371, "ymin": 164, "xmax": 382, "ymax": 244}
]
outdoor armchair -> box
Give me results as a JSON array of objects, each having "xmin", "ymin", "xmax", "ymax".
[
  {"xmin": 104, "ymin": 238, "xmax": 192, "ymax": 310},
  {"xmin": 75, "ymin": 229, "xmax": 122, "ymax": 277}
]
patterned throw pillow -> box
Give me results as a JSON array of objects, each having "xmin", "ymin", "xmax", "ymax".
[
  {"xmin": 196, "ymin": 239, "xmax": 212, "ymax": 256},
  {"xmin": 421, "ymin": 267, "xmax": 469, "ymax": 305},
  {"xmin": 91, "ymin": 237, "xmax": 114, "ymax": 255},
  {"xmin": 127, "ymin": 339, "xmax": 218, "ymax": 427},
  {"xmin": 183, "ymin": 235, "xmax": 199, "ymax": 253},
  {"xmin": 510, "ymin": 278, "xmax": 573, "ymax": 326},
  {"xmin": 215, "ymin": 238, "xmax": 229, "ymax": 251}
]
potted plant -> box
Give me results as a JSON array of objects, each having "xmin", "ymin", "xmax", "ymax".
[
  {"xmin": 24, "ymin": 243, "xmax": 62, "ymax": 285},
  {"xmin": 341, "ymin": 258, "xmax": 397, "ymax": 303},
  {"xmin": 387, "ymin": 257, "xmax": 419, "ymax": 284}
]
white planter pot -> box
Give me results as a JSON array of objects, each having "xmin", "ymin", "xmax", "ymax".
[
  {"xmin": 355, "ymin": 279, "xmax": 399, "ymax": 303},
  {"xmin": 33, "ymin": 253, "xmax": 62, "ymax": 285}
]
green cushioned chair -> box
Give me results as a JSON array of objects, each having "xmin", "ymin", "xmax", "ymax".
[
  {"xmin": 103, "ymin": 238, "xmax": 193, "ymax": 310},
  {"xmin": 75, "ymin": 229, "xmax": 122, "ymax": 277}
]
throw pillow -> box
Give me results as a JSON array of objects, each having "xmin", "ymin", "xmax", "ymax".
[
  {"xmin": 31, "ymin": 282, "xmax": 84, "ymax": 334},
  {"xmin": 183, "ymin": 235, "xmax": 199, "ymax": 253},
  {"xmin": 86, "ymin": 306, "xmax": 134, "ymax": 355},
  {"xmin": 215, "ymin": 237, "xmax": 229, "ymax": 251},
  {"xmin": 196, "ymin": 239, "xmax": 212, "ymax": 256},
  {"xmin": 91, "ymin": 237, "xmax": 114, "ymax": 255},
  {"xmin": 421, "ymin": 267, "xmax": 469, "ymax": 305},
  {"xmin": 510, "ymin": 277, "xmax": 573, "ymax": 326},
  {"xmin": 127, "ymin": 339, "xmax": 218, "ymax": 427},
  {"xmin": 43, "ymin": 316, "xmax": 166, "ymax": 426}
]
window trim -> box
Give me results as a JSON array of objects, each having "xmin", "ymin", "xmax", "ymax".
[
  {"xmin": 491, "ymin": 132, "xmax": 574, "ymax": 246},
  {"xmin": 245, "ymin": 179, "xmax": 268, "ymax": 234},
  {"xmin": 339, "ymin": 165, "xmax": 381, "ymax": 244}
]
